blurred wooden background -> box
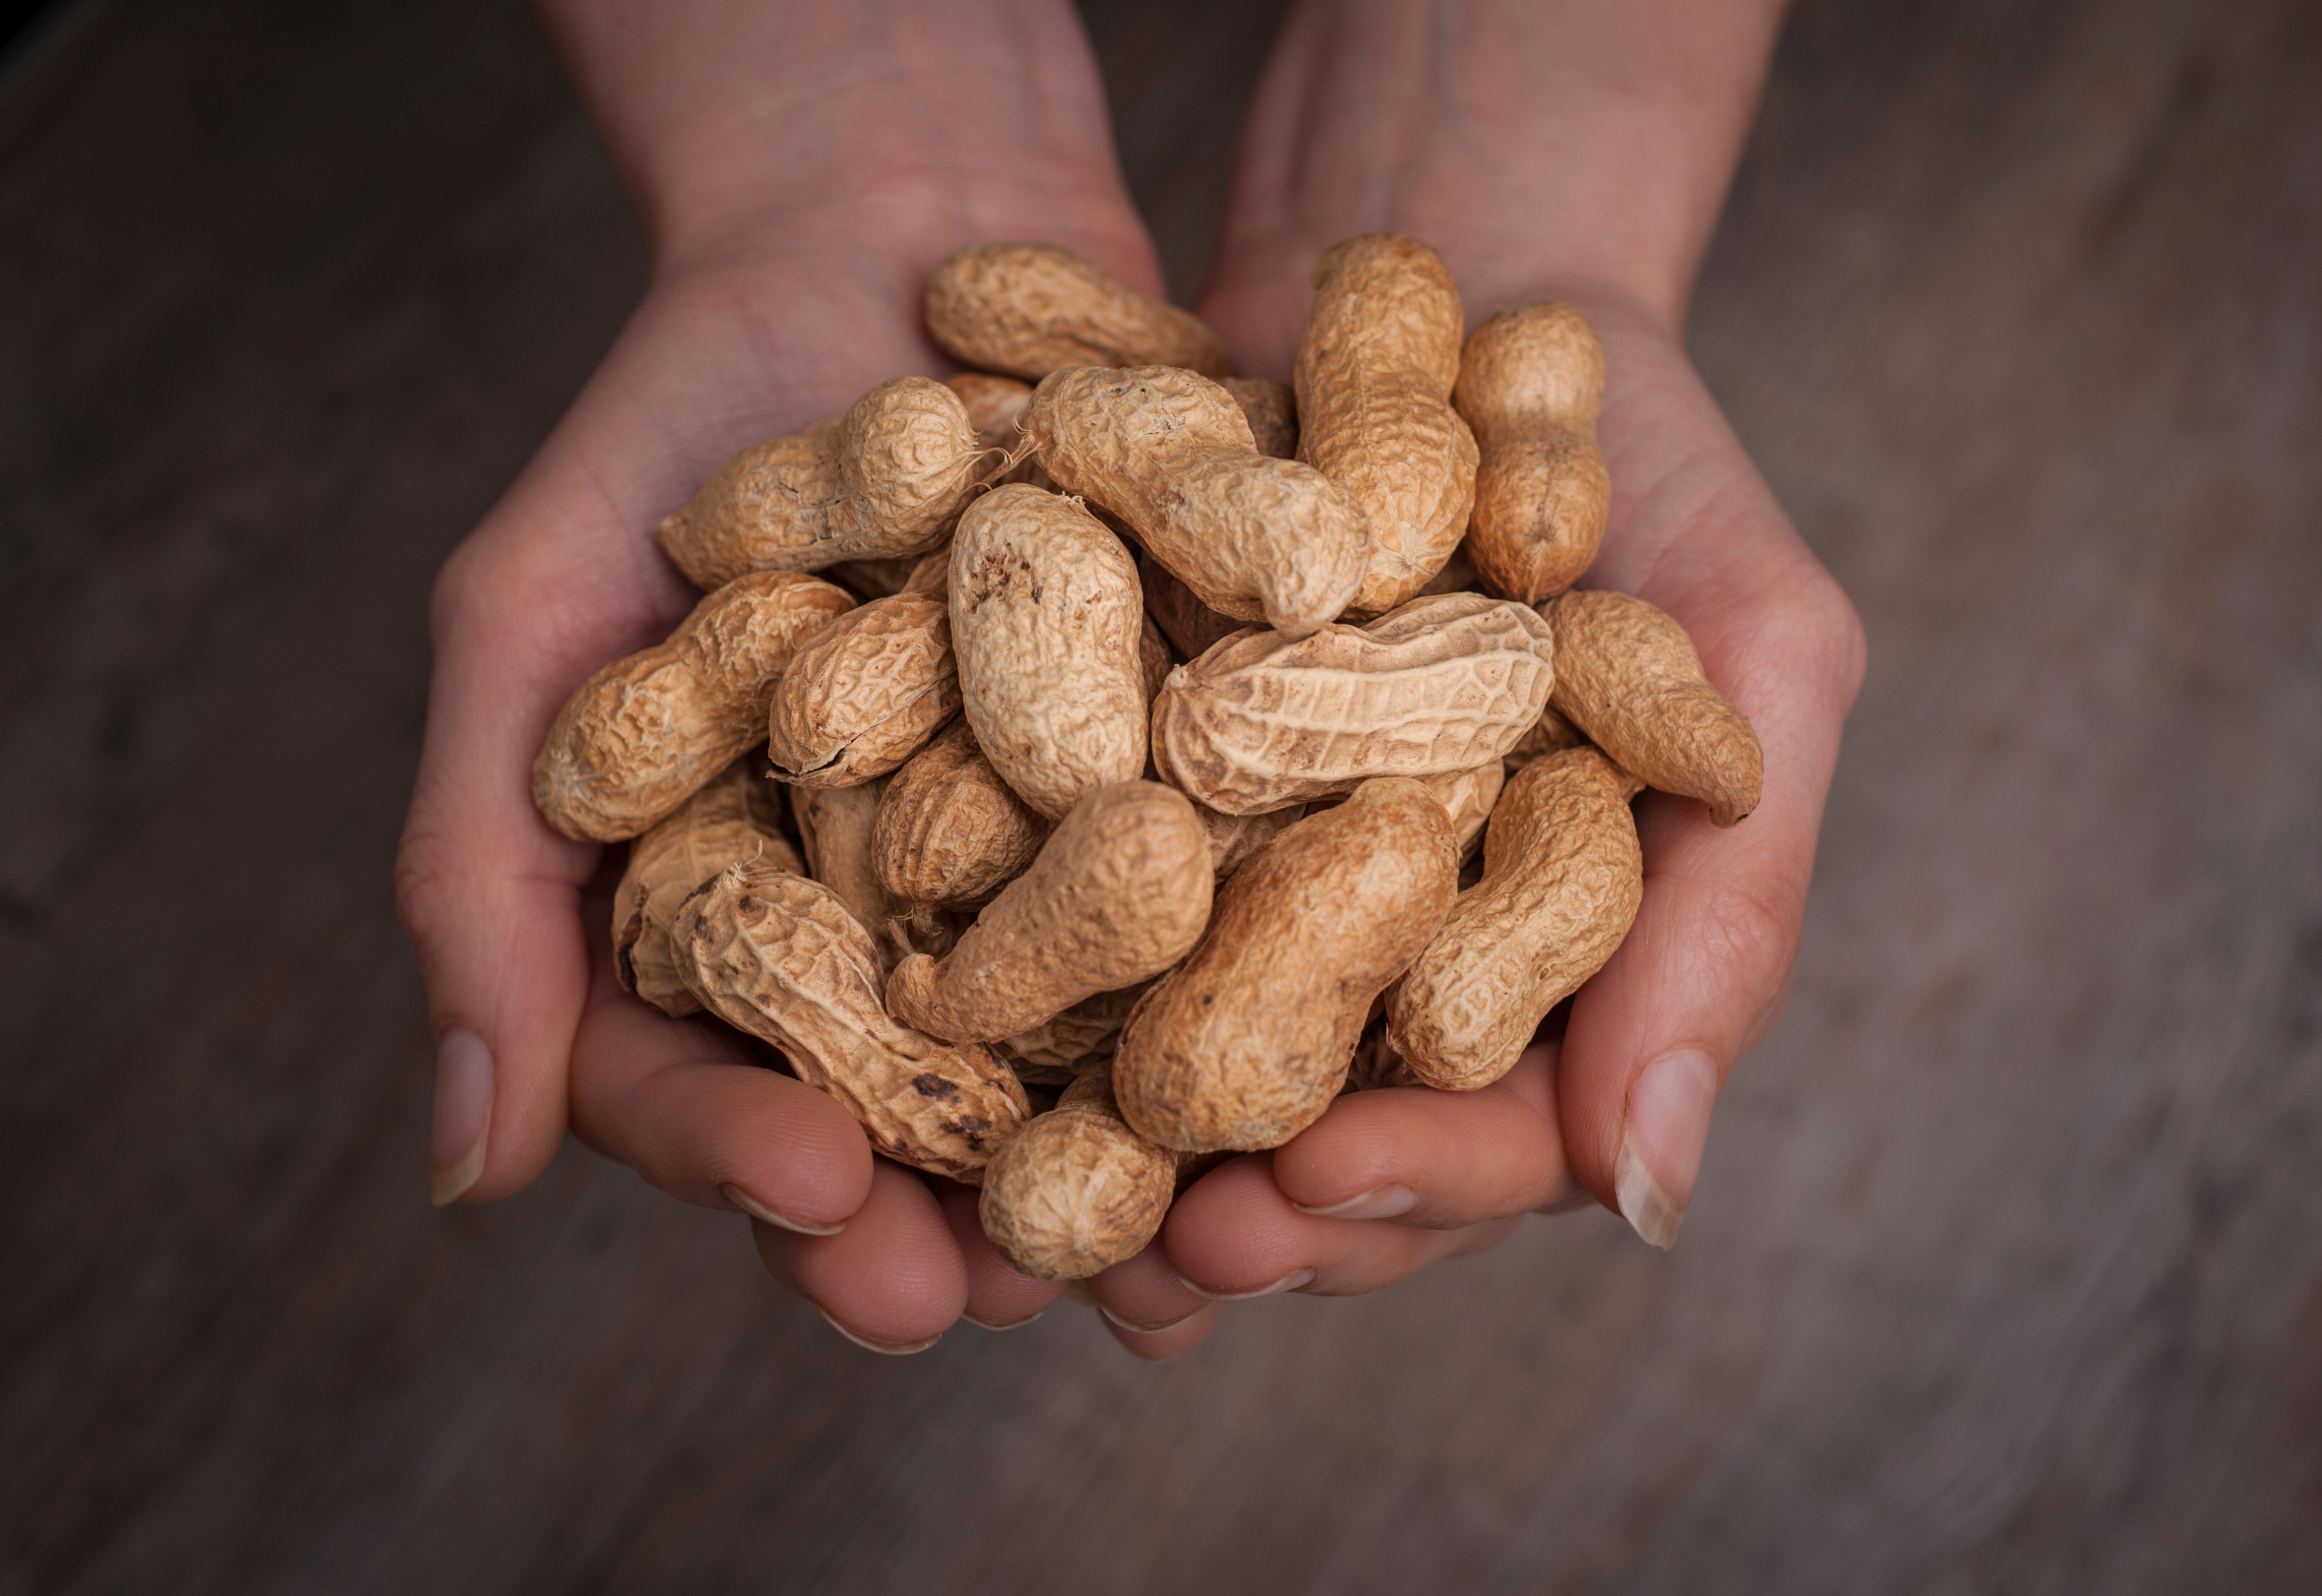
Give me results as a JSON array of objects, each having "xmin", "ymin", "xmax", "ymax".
[{"xmin": 4, "ymin": 0, "xmax": 2319, "ymax": 1590}]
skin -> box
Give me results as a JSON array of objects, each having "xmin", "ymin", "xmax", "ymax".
[{"xmin": 396, "ymin": 0, "xmax": 1865, "ymax": 1360}]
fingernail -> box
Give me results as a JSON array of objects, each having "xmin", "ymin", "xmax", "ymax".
[
  {"xmin": 1292, "ymin": 1184, "xmax": 1417, "ymax": 1219},
  {"xmin": 963, "ymin": 1310, "xmax": 1048, "ymax": 1331},
  {"xmin": 819, "ymin": 1308, "xmax": 941, "ymax": 1355},
  {"xmin": 1614, "ymin": 1049, "xmax": 1719, "ymax": 1250},
  {"xmin": 429, "ymin": 1028, "xmax": 494, "ymax": 1206},
  {"xmin": 721, "ymin": 1183, "xmax": 845, "ymax": 1237},
  {"xmin": 1177, "ymin": 1266, "xmax": 1315, "ymax": 1301},
  {"xmin": 1097, "ymin": 1303, "xmax": 1204, "ymax": 1335}
]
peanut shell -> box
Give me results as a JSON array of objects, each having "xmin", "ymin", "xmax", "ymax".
[
  {"xmin": 1419, "ymin": 760, "xmax": 1505, "ymax": 858},
  {"xmin": 1025, "ymin": 365, "xmax": 1367, "ymax": 639},
  {"xmin": 1386, "ymin": 746, "xmax": 1644, "ymax": 1089},
  {"xmin": 1150, "ymin": 591, "xmax": 1557, "ymax": 815},
  {"xmin": 925, "ymin": 242, "xmax": 1234, "ymax": 381},
  {"xmin": 614, "ymin": 756, "xmax": 804, "ymax": 1016},
  {"xmin": 791, "ymin": 777, "xmax": 917, "ymax": 970},
  {"xmin": 655, "ymin": 377, "xmax": 985, "ymax": 588},
  {"xmin": 1544, "ymin": 588, "xmax": 1763, "ymax": 826},
  {"xmin": 871, "ymin": 718, "xmax": 1051, "ymax": 909},
  {"xmin": 1113, "ymin": 778, "xmax": 1459, "ymax": 1151},
  {"xmin": 1454, "ymin": 303, "xmax": 1611, "ymax": 602},
  {"xmin": 1137, "ymin": 549, "xmax": 1246, "ymax": 661},
  {"xmin": 1296, "ymin": 235, "xmax": 1479, "ymax": 616},
  {"xmin": 978, "ymin": 1071, "xmax": 1178, "ymax": 1280},
  {"xmin": 999, "ymin": 984, "xmax": 1147, "ymax": 1083},
  {"xmin": 673, "ymin": 864, "xmax": 1028, "ymax": 1182},
  {"xmin": 1503, "ymin": 703, "xmax": 1586, "ymax": 771},
  {"xmin": 532, "ymin": 571, "xmax": 856, "ymax": 842},
  {"xmin": 886, "ymin": 782, "xmax": 1213, "ymax": 1044},
  {"xmin": 949, "ymin": 483, "xmax": 1149, "ymax": 821},
  {"xmin": 765, "ymin": 591, "xmax": 960, "ymax": 787}
]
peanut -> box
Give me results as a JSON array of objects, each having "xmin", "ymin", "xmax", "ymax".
[
  {"xmin": 871, "ymin": 718, "xmax": 1050, "ymax": 910},
  {"xmin": 1191, "ymin": 802, "xmax": 1306, "ymax": 881},
  {"xmin": 886, "ymin": 781, "xmax": 1213, "ymax": 1043},
  {"xmin": 790, "ymin": 777, "xmax": 921, "ymax": 970},
  {"xmin": 1295, "ymin": 235, "xmax": 1480, "ymax": 617},
  {"xmin": 1544, "ymin": 588, "xmax": 1763, "ymax": 826},
  {"xmin": 1113, "ymin": 778, "xmax": 1459, "ymax": 1151},
  {"xmin": 613, "ymin": 756, "xmax": 803, "ymax": 1017},
  {"xmin": 532, "ymin": 571, "xmax": 856, "ymax": 842},
  {"xmin": 1149, "ymin": 591, "xmax": 1558, "ymax": 815},
  {"xmin": 925, "ymin": 241, "xmax": 1234, "ymax": 381},
  {"xmin": 825, "ymin": 539, "xmax": 953, "ymax": 605},
  {"xmin": 947, "ymin": 371, "xmax": 1038, "ymax": 487},
  {"xmin": 949, "ymin": 483, "xmax": 1148, "ymax": 821},
  {"xmin": 1218, "ymin": 376, "xmax": 1298, "ymax": 460},
  {"xmin": 978, "ymin": 1070, "xmax": 1177, "ymax": 1280},
  {"xmin": 1386, "ymin": 746, "xmax": 1644, "ymax": 1089},
  {"xmin": 655, "ymin": 377, "xmax": 985, "ymax": 589},
  {"xmin": 1453, "ymin": 304, "xmax": 1612, "ymax": 602},
  {"xmin": 764, "ymin": 591, "xmax": 959, "ymax": 787},
  {"xmin": 673, "ymin": 863, "xmax": 1028, "ymax": 1182},
  {"xmin": 1024, "ymin": 365, "xmax": 1367, "ymax": 639}
]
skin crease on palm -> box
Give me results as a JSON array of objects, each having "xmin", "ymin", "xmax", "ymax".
[{"xmin": 393, "ymin": 0, "xmax": 1865, "ymax": 1363}]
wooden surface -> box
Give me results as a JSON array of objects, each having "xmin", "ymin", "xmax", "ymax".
[{"xmin": 3, "ymin": 0, "xmax": 2319, "ymax": 1590}]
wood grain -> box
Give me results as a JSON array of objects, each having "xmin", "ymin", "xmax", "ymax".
[{"xmin": 2, "ymin": 0, "xmax": 2318, "ymax": 1590}]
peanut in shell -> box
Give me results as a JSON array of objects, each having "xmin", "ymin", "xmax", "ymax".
[
  {"xmin": 613, "ymin": 756, "xmax": 803, "ymax": 1017},
  {"xmin": 925, "ymin": 242, "xmax": 1234, "ymax": 382},
  {"xmin": 1218, "ymin": 376, "xmax": 1298, "ymax": 460},
  {"xmin": 871, "ymin": 718, "xmax": 1050, "ymax": 910},
  {"xmin": 1149, "ymin": 591, "xmax": 1557, "ymax": 815},
  {"xmin": 949, "ymin": 483, "xmax": 1149, "ymax": 821},
  {"xmin": 1544, "ymin": 588, "xmax": 1763, "ymax": 827},
  {"xmin": 1113, "ymin": 778, "xmax": 1460, "ymax": 1152},
  {"xmin": 532, "ymin": 571, "xmax": 856, "ymax": 842},
  {"xmin": 655, "ymin": 377, "xmax": 985, "ymax": 589},
  {"xmin": 1295, "ymin": 235, "xmax": 1479, "ymax": 617},
  {"xmin": 1386, "ymin": 746, "xmax": 1644, "ymax": 1090},
  {"xmin": 978, "ymin": 1071, "xmax": 1177, "ymax": 1280},
  {"xmin": 673, "ymin": 863, "xmax": 1028, "ymax": 1183},
  {"xmin": 1024, "ymin": 365, "xmax": 1367, "ymax": 640},
  {"xmin": 1454, "ymin": 303, "xmax": 1611, "ymax": 603},
  {"xmin": 886, "ymin": 781, "xmax": 1213, "ymax": 1044},
  {"xmin": 765, "ymin": 591, "xmax": 959, "ymax": 787}
]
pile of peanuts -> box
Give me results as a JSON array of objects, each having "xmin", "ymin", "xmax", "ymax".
[{"xmin": 532, "ymin": 237, "xmax": 1762, "ymax": 1280}]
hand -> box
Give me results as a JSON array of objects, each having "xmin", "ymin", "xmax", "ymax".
[
  {"xmin": 1123, "ymin": 0, "xmax": 1866, "ymax": 1345},
  {"xmin": 393, "ymin": 0, "xmax": 1183, "ymax": 1348}
]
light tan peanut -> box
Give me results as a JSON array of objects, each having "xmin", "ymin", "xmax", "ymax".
[
  {"xmin": 978, "ymin": 1071, "xmax": 1178, "ymax": 1279},
  {"xmin": 1386, "ymin": 746, "xmax": 1644, "ymax": 1090},
  {"xmin": 1190, "ymin": 802, "xmax": 1305, "ymax": 880},
  {"xmin": 1136, "ymin": 549, "xmax": 1246, "ymax": 661},
  {"xmin": 1503, "ymin": 703, "xmax": 1586, "ymax": 772},
  {"xmin": 1113, "ymin": 779, "xmax": 1459, "ymax": 1151},
  {"xmin": 1136, "ymin": 613, "xmax": 1175, "ymax": 706},
  {"xmin": 1024, "ymin": 366, "xmax": 1367, "ymax": 639},
  {"xmin": 1417, "ymin": 541, "xmax": 1478, "ymax": 596},
  {"xmin": 925, "ymin": 242, "xmax": 1234, "ymax": 381},
  {"xmin": 1454, "ymin": 303, "xmax": 1612, "ymax": 602},
  {"xmin": 1420, "ymin": 760, "xmax": 1505, "ymax": 858},
  {"xmin": 871, "ymin": 719, "xmax": 1051, "ymax": 909},
  {"xmin": 1219, "ymin": 376, "xmax": 1299, "ymax": 460},
  {"xmin": 949, "ymin": 483, "xmax": 1149, "ymax": 820},
  {"xmin": 533, "ymin": 571, "xmax": 856, "ymax": 842},
  {"xmin": 673, "ymin": 863, "xmax": 1028, "ymax": 1182},
  {"xmin": 999, "ymin": 984, "xmax": 1147, "ymax": 1083},
  {"xmin": 1295, "ymin": 235, "xmax": 1480, "ymax": 617},
  {"xmin": 654, "ymin": 377, "xmax": 986, "ymax": 588},
  {"xmin": 886, "ymin": 782, "xmax": 1213, "ymax": 1044},
  {"xmin": 791, "ymin": 778, "xmax": 919, "ymax": 970},
  {"xmin": 1544, "ymin": 588, "xmax": 1763, "ymax": 826},
  {"xmin": 614, "ymin": 757, "xmax": 803, "ymax": 1016},
  {"xmin": 765, "ymin": 591, "xmax": 959, "ymax": 787},
  {"xmin": 1150, "ymin": 590, "xmax": 1557, "ymax": 815}
]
